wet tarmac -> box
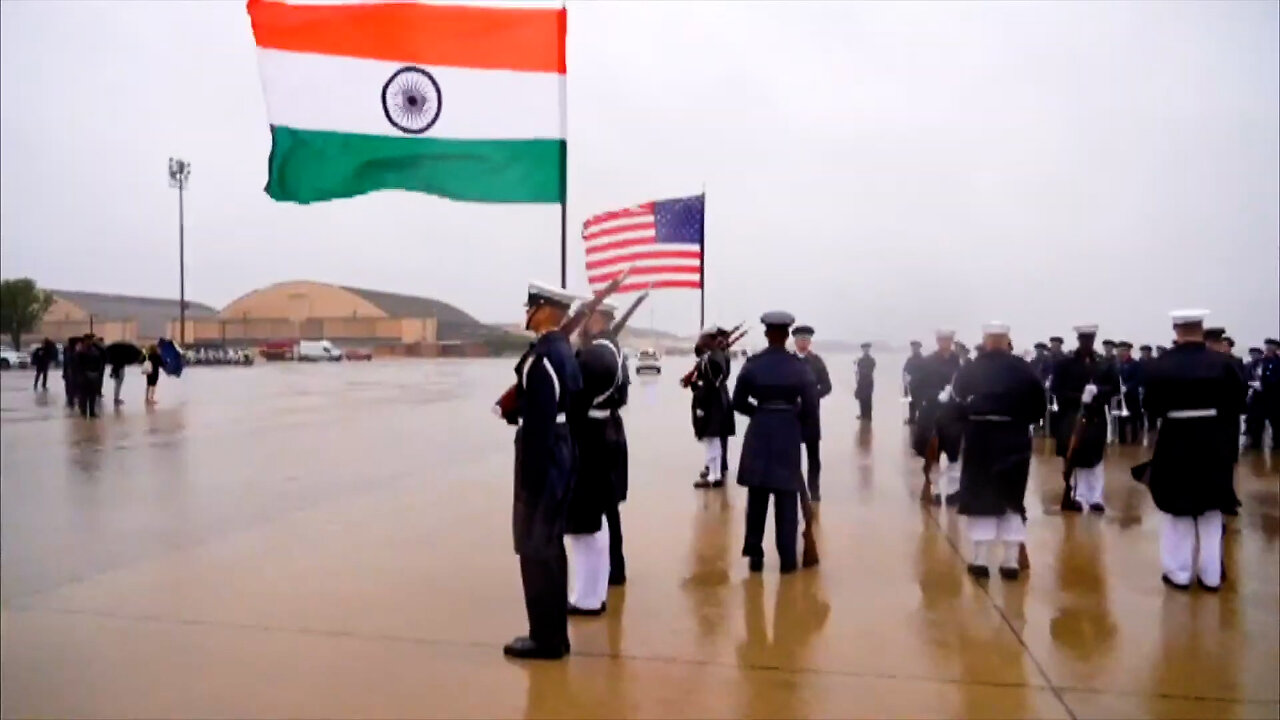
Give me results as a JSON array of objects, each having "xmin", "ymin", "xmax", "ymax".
[{"xmin": 1, "ymin": 356, "xmax": 1277, "ymax": 719}]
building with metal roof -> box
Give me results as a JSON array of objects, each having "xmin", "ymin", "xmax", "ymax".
[{"xmin": 34, "ymin": 290, "xmax": 217, "ymax": 345}]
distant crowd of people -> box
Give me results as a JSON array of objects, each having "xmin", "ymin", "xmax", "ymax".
[{"xmin": 30, "ymin": 335, "xmax": 165, "ymax": 418}]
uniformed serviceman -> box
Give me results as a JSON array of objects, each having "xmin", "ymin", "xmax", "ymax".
[
  {"xmin": 1141, "ymin": 309, "xmax": 1246, "ymax": 591},
  {"xmin": 1050, "ymin": 324, "xmax": 1119, "ymax": 513},
  {"xmin": 566, "ymin": 299, "xmax": 629, "ymax": 614},
  {"xmin": 1244, "ymin": 345, "xmax": 1266, "ymax": 450},
  {"xmin": 910, "ymin": 330, "xmax": 964, "ymax": 504},
  {"xmin": 733, "ymin": 311, "xmax": 819, "ymax": 574},
  {"xmin": 854, "ymin": 342, "xmax": 876, "ymax": 420},
  {"xmin": 792, "ymin": 324, "xmax": 831, "ymax": 501},
  {"xmin": 1115, "ymin": 341, "xmax": 1144, "ymax": 444},
  {"xmin": 903, "ymin": 340, "xmax": 925, "ymax": 426},
  {"xmin": 955, "ymin": 341, "xmax": 971, "ymax": 366},
  {"xmin": 714, "ymin": 327, "xmax": 736, "ymax": 481},
  {"xmin": 1259, "ymin": 338, "xmax": 1280, "ymax": 450},
  {"xmin": 953, "ymin": 322, "xmax": 1046, "ymax": 580},
  {"xmin": 689, "ymin": 326, "xmax": 733, "ymax": 489},
  {"xmin": 503, "ymin": 281, "xmax": 583, "ymax": 660},
  {"xmin": 1101, "ymin": 338, "xmax": 1117, "ymax": 361}
]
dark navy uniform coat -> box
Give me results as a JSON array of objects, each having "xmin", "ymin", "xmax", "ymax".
[
  {"xmin": 910, "ymin": 351, "xmax": 964, "ymax": 461},
  {"xmin": 511, "ymin": 330, "xmax": 582, "ymax": 556},
  {"xmin": 1049, "ymin": 350, "xmax": 1119, "ymax": 468},
  {"xmin": 690, "ymin": 348, "xmax": 732, "ymax": 440},
  {"xmin": 798, "ymin": 351, "xmax": 832, "ymax": 441},
  {"xmin": 732, "ymin": 346, "xmax": 819, "ymax": 492},
  {"xmin": 567, "ymin": 334, "xmax": 628, "ymax": 535},
  {"xmin": 953, "ymin": 352, "xmax": 1046, "ymax": 517},
  {"xmin": 1143, "ymin": 341, "xmax": 1246, "ymax": 517}
]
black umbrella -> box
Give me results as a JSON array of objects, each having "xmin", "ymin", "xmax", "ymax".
[{"xmin": 105, "ymin": 342, "xmax": 144, "ymax": 367}]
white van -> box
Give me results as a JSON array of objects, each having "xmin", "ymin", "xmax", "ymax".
[{"xmin": 297, "ymin": 339, "xmax": 343, "ymax": 361}]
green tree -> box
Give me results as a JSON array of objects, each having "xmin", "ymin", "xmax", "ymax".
[{"xmin": 0, "ymin": 278, "xmax": 53, "ymax": 349}]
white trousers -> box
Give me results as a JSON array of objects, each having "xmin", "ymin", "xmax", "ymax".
[
  {"xmin": 934, "ymin": 459, "xmax": 961, "ymax": 502},
  {"xmin": 702, "ymin": 437, "xmax": 723, "ymax": 482},
  {"xmin": 568, "ymin": 520, "xmax": 611, "ymax": 610},
  {"xmin": 1072, "ymin": 463, "xmax": 1105, "ymax": 506},
  {"xmin": 1160, "ymin": 511, "xmax": 1222, "ymax": 588},
  {"xmin": 966, "ymin": 513, "xmax": 1025, "ymax": 568}
]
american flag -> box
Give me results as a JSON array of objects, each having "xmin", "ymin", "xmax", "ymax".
[{"xmin": 582, "ymin": 194, "xmax": 704, "ymax": 294}]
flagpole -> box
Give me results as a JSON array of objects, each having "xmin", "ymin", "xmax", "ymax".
[
  {"xmin": 558, "ymin": 5, "xmax": 568, "ymax": 289},
  {"xmin": 699, "ymin": 183, "xmax": 706, "ymax": 330}
]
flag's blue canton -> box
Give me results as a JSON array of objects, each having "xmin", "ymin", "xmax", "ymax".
[{"xmin": 653, "ymin": 194, "xmax": 705, "ymax": 246}]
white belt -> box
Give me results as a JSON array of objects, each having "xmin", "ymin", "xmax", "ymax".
[
  {"xmin": 586, "ymin": 408, "xmax": 613, "ymax": 419},
  {"xmin": 1166, "ymin": 409, "xmax": 1217, "ymax": 419},
  {"xmin": 518, "ymin": 413, "xmax": 567, "ymax": 426},
  {"xmin": 969, "ymin": 415, "xmax": 1012, "ymax": 422}
]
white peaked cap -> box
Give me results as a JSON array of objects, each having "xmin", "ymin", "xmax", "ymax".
[
  {"xmin": 935, "ymin": 329, "xmax": 956, "ymax": 339},
  {"xmin": 982, "ymin": 321, "xmax": 1010, "ymax": 335},
  {"xmin": 1073, "ymin": 324, "xmax": 1099, "ymax": 334},
  {"xmin": 526, "ymin": 281, "xmax": 576, "ymax": 306},
  {"xmin": 701, "ymin": 324, "xmax": 722, "ymax": 336},
  {"xmin": 574, "ymin": 295, "xmax": 616, "ymax": 315},
  {"xmin": 1169, "ymin": 308, "xmax": 1210, "ymax": 325}
]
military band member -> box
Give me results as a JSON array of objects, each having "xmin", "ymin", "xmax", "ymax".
[
  {"xmin": 1141, "ymin": 309, "xmax": 1246, "ymax": 591},
  {"xmin": 1115, "ymin": 341, "xmax": 1144, "ymax": 444},
  {"xmin": 855, "ymin": 342, "xmax": 876, "ymax": 420},
  {"xmin": 690, "ymin": 326, "xmax": 733, "ymax": 489},
  {"xmin": 733, "ymin": 311, "xmax": 819, "ymax": 573},
  {"xmin": 954, "ymin": 322, "xmax": 1046, "ymax": 580},
  {"xmin": 566, "ymin": 300, "xmax": 630, "ymax": 613},
  {"xmin": 911, "ymin": 330, "xmax": 964, "ymax": 504},
  {"xmin": 504, "ymin": 281, "xmax": 582, "ymax": 660},
  {"xmin": 1050, "ymin": 324, "xmax": 1119, "ymax": 513},
  {"xmin": 792, "ymin": 325, "xmax": 831, "ymax": 501},
  {"xmin": 903, "ymin": 340, "xmax": 925, "ymax": 426}
]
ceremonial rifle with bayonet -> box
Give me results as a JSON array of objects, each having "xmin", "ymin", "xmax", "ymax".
[
  {"xmin": 493, "ymin": 268, "xmax": 632, "ymax": 421},
  {"xmin": 597, "ymin": 284, "xmax": 651, "ymax": 342},
  {"xmin": 679, "ymin": 322, "xmax": 746, "ymax": 388}
]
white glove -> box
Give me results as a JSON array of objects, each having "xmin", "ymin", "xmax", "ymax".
[
  {"xmin": 937, "ymin": 385, "xmax": 953, "ymax": 403},
  {"xmin": 1082, "ymin": 383, "xmax": 1098, "ymax": 404},
  {"xmin": 1250, "ymin": 380, "xmax": 1262, "ymax": 391}
]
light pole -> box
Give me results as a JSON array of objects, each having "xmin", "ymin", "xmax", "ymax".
[{"xmin": 168, "ymin": 157, "xmax": 191, "ymax": 345}]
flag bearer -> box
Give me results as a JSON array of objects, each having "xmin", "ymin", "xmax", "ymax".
[
  {"xmin": 1140, "ymin": 309, "xmax": 1246, "ymax": 591},
  {"xmin": 954, "ymin": 322, "xmax": 1046, "ymax": 580},
  {"xmin": 911, "ymin": 330, "xmax": 964, "ymax": 504},
  {"xmin": 1050, "ymin": 324, "xmax": 1119, "ymax": 513},
  {"xmin": 503, "ymin": 281, "xmax": 582, "ymax": 660},
  {"xmin": 732, "ymin": 311, "xmax": 819, "ymax": 574},
  {"xmin": 792, "ymin": 324, "xmax": 832, "ymax": 501},
  {"xmin": 566, "ymin": 300, "xmax": 629, "ymax": 614}
]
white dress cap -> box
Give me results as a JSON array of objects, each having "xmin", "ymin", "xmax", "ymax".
[
  {"xmin": 982, "ymin": 321, "xmax": 1010, "ymax": 335},
  {"xmin": 1169, "ymin": 308, "xmax": 1210, "ymax": 325},
  {"xmin": 935, "ymin": 329, "xmax": 956, "ymax": 339},
  {"xmin": 1072, "ymin": 324, "xmax": 1099, "ymax": 334},
  {"xmin": 526, "ymin": 281, "xmax": 577, "ymax": 307}
]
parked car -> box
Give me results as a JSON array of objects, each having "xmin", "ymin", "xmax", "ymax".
[
  {"xmin": 344, "ymin": 348, "xmax": 373, "ymax": 361},
  {"xmin": 297, "ymin": 339, "xmax": 343, "ymax": 361},
  {"xmin": 0, "ymin": 345, "xmax": 31, "ymax": 370},
  {"xmin": 634, "ymin": 348, "xmax": 661, "ymax": 375},
  {"xmin": 259, "ymin": 340, "xmax": 296, "ymax": 361}
]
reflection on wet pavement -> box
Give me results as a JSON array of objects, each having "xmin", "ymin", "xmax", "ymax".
[{"xmin": 1, "ymin": 357, "xmax": 1277, "ymax": 719}]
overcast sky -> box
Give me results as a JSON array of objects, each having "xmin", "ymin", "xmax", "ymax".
[{"xmin": 2, "ymin": 0, "xmax": 1277, "ymax": 345}]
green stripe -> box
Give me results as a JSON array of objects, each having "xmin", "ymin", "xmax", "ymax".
[{"xmin": 265, "ymin": 126, "xmax": 565, "ymax": 204}]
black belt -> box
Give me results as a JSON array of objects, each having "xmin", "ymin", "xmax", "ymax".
[{"xmin": 758, "ymin": 402, "xmax": 797, "ymax": 410}]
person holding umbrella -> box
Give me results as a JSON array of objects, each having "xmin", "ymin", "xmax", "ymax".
[{"xmin": 105, "ymin": 341, "xmax": 145, "ymax": 406}]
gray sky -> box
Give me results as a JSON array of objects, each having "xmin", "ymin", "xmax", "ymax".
[{"xmin": 2, "ymin": 0, "xmax": 1277, "ymax": 346}]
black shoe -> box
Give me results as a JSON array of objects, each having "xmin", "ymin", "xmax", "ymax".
[
  {"xmin": 693, "ymin": 479, "xmax": 712, "ymax": 489},
  {"xmin": 1088, "ymin": 503, "xmax": 1106, "ymax": 514},
  {"xmin": 567, "ymin": 602, "xmax": 606, "ymax": 616},
  {"xmin": 503, "ymin": 636, "xmax": 567, "ymax": 660},
  {"xmin": 1061, "ymin": 498, "xmax": 1084, "ymax": 513},
  {"xmin": 711, "ymin": 479, "xmax": 725, "ymax": 488},
  {"xmin": 944, "ymin": 491, "xmax": 960, "ymax": 506},
  {"xmin": 1197, "ymin": 578, "xmax": 1221, "ymax": 593},
  {"xmin": 1161, "ymin": 574, "xmax": 1190, "ymax": 591},
  {"xmin": 608, "ymin": 574, "xmax": 626, "ymax": 587},
  {"xmin": 998, "ymin": 566, "xmax": 1020, "ymax": 580},
  {"xmin": 966, "ymin": 563, "xmax": 990, "ymax": 579},
  {"xmin": 779, "ymin": 563, "xmax": 798, "ymax": 575},
  {"xmin": 748, "ymin": 557, "xmax": 764, "ymax": 573}
]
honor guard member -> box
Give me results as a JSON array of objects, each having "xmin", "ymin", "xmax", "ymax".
[
  {"xmin": 504, "ymin": 281, "xmax": 583, "ymax": 660},
  {"xmin": 792, "ymin": 324, "xmax": 832, "ymax": 501},
  {"xmin": 1139, "ymin": 344, "xmax": 1157, "ymax": 433},
  {"xmin": 714, "ymin": 327, "xmax": 737, "ymax": 481},
  {"xmin": 855, "ymin": 342, "xmax": 876, "ymax": 420},
  {"xmin": 955, "ymin": 341, "xmax": 971, "ymax": 366},
  {"xmin": 690, "ymin": 326, "xmax": 732, "ymax": 489},
  {"xmin": 1115, "ymin": 341, "xmax": 1144, "ymax": 444},
  {"xmin": 1259, "ymin": 338, "xmax": 1280, "ymax": 451},
  {"xmin": 1101, "ymin": 338, "xmax": 1117, "ymax": 361},
  {"xmin": 903, "ymin": 340, "xmax": 925, "ymax": 426},
  {"xmin": 1155, "ymin": 345, "xmax": 1168, "ymax": 357},
  {"xmin": 733, "ymin": 311, "xmax": 819, "ymax": 573},
  {"xmin": 1050, "ymin": 324, "xmax": 1120, "ymax": 513},
  {"xmin": 911, "ymin": 330, "xmax": 964, "ymax": 504},
  {"xmin": 1029, "ymin": 342, "xmax": 1053, "ymax": 435},
  {"xmin": 954, "ymin": 322, "xmax": 1046, "ymax": 580},
  {"xmin": 1244, "ymin": 346, "xmax": 1266, "ymax": 450},
  {"xmin": 1141, "ymin": 310, "xmax": 1246, "ymax": 590},
  {"xmin": 566, "ymin": 299, "xmax": 630, "ymax": 614},
  {"xmin": 1048, "ymin": 336, "xmax": 1067, "ymax": 365}
]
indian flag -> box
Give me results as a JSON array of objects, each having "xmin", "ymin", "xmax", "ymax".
[{"xmin": 247, "ymin": 0, "xmax": 566, "ymax": 204}]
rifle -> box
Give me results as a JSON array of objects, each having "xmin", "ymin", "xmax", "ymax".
[
  {"xmin": 799, "ymin": 482, "xmax": 820, "ymax": 567},
  {"xmin": 921, "ymin": 433, "xmax": 940, "ymax": 504},
  {"xmin": 605, "ymin": 285, "xmax": 652, "ymax": 339},
  {"xmin": 1059, "ymin": 355, "xmax": 1098, "ymax": 508},
  {"xmin": 493, "ymin": 269, "xmax": 632, "ymax": 419},
  {"xmin": 679, "ymin": 322, "xmax": 745, "ymax": 388}
]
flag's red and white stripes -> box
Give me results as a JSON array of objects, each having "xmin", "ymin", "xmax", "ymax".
[{"xmin": 582, "ymin": 203, "xmax": 701, "ymax": 294}]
